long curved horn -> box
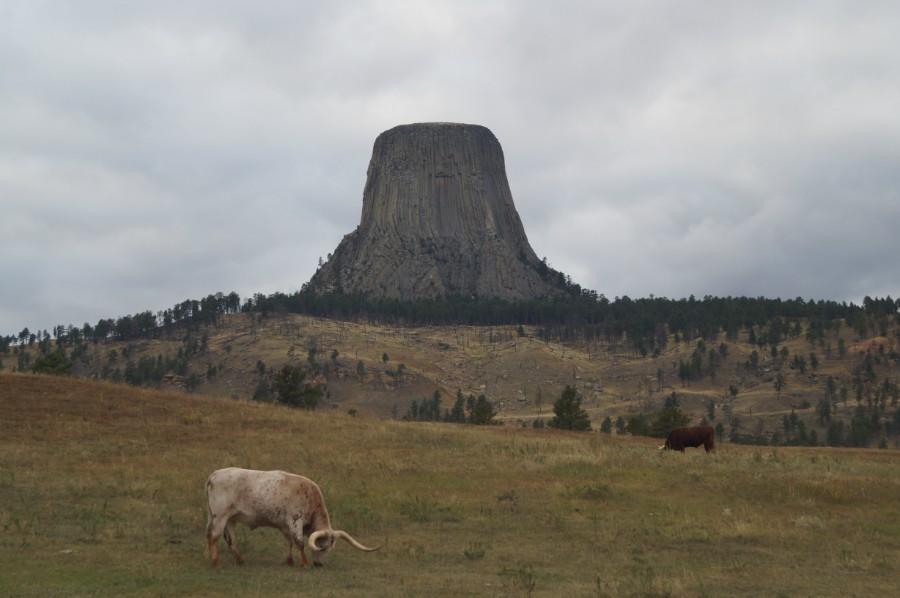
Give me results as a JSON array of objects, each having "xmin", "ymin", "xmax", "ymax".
[
  {"xmin": 308, "ymin": 530, "xmax": 330, "ymax": 551},
  {"xmin": 334, "ymin": 530, "xmax": 380, "ymax": 552}
]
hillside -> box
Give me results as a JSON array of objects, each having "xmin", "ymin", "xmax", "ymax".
[
  {"xmin": 9, "ymin": 311, "xmax": 899, "ymax": 446},
  {"xmin": 1, "ymin": 373, "xmax": 898, "ymax": 596}
]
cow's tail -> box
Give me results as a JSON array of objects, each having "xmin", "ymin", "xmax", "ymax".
[{"xmin": 204, "ymin": 476, "xmax": 214, "ymax": 556}]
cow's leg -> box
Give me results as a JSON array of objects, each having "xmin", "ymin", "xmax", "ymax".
[
  {"xmin": 224, "ymin": 520, "xmax": 245, "ymax": 565},
  {"xmin": 282, "ymin": 533, "xmax": 295, "ymax": 566},
  {"xmin": 206, "ymin": 517, "xmax": 222, "ymax": 565},
  {"xmin": 298, "ymin": 539, "xmax": 310, "ymax": 568}
]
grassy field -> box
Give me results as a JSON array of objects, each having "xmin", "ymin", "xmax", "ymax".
[{"xmin": 1, "ymin": 372, "xmax": 898, "ymax": 596}]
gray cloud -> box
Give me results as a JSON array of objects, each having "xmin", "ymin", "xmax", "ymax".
[{"xmin": 2, "ymin": 1, "xmax": 899, "ymax": 334}]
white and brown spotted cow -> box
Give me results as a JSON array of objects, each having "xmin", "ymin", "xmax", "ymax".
[{"xmin": 205, "ymin": 467, "xmax": 378, "ymax": 567}]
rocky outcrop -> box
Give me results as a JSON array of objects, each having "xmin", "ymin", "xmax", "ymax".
[{"xmin": 307, "ymin": 123, "xmax": 561, "ymax": 301}]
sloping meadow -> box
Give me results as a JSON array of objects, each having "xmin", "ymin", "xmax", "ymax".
[{"xmin": 1, "ymin": 373, "xmax": 898, "ymax": 596}]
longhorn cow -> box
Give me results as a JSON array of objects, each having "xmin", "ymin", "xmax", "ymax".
[{"xmin": 205, "ymin": 467, "xmax": 379, "ymax": 567}]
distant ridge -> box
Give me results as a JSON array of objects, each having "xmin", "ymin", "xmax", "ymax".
[{"xmin": 307, "ymin": 123, "xmax": 564, "ymax": 301}]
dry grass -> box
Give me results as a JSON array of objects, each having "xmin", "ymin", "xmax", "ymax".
[{"xmin": 1, "ymin": 372, "xmax": 899, "ymax": 596}]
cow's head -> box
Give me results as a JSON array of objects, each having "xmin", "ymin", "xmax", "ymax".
[
  {"xmin": 308, "ymin": 530, "xmax": 337, "ymax": 565},
  {"xmin": 309, "ymin": 530, "xmax": 380, "ymax": 565}
]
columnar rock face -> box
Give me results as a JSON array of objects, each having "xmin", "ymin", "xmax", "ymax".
[{"xmin": 307, "ymin": 123, "xmax": 560, "ymax": 301}]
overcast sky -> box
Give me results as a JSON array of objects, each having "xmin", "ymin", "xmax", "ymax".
[{"xmin": 3, "ymin": 1, "xmax": 899, "ymax": 335}]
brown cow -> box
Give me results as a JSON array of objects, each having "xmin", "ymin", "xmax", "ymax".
[{"xmin": 662, "ymin": 426, "xmax": 716, "ymax": 452}]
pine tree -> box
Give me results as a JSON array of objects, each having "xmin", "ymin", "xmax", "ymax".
[
  {"xmin": 274, "ymin": 364, "xmax": 322, "ymax": 410},
  {"xmin": 548, "ymin": 385, "xmax": 592, "ymax": 431},
  {"xmin": 650, "ymin": 392, "xmax": 690, "ymax": 438},
  {"xmin": 600, "ymin": 416, "xmax": 612, "ymax": 434},
  {"xmin": 447, "ymin": 389, "xmax": 466, "ymax": 423},
  {"xmin": 470, "ymin": 394, "xmax": 497, "ymax": 425},
  {"xmin": 30, "ymin": 351, "xmax": 72, "ymax": 376},
  {"xmin": 774, "ymin": 373, "xmax": 787, "ymax": 397}
]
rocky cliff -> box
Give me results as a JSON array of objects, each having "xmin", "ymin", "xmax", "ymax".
[{"xmin": 307, "ymin": 123, "xmax": 561, "ymax": 301}]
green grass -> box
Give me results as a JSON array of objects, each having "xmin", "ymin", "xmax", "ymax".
[{"xmin": 1, "ymin": 372, "xmax": 899, "ymax": 596}]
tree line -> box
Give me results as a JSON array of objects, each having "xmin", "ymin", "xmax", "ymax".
[
  {"xmin": 7, "ymin": 289, "xmax": 894, "ymax": 354},
  {"xmin": 401, "ymin": 385, "xmax": 593, "ymax": 432}
]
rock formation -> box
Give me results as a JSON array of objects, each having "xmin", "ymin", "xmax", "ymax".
[{"xmin": 307, "ymin": 122, "xmax": 562, "ymax": 301}]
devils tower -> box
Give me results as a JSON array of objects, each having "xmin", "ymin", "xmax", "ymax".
[{"xmin": 307, "ymin": 123, "xmax": 562, "ymax": 301}]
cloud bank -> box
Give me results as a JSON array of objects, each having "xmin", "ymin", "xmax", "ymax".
[{"xmin": 2, "ymin": 1, "xmax": 899, "ymax": 334}]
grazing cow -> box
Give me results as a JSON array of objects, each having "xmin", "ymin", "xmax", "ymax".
[
  {"xmin": 205, "ymin": 467, "xmax": 379, "ymax": 567},
  {"xmin": 662, "ymin": 426, "xmax": 716, "ymax": 452}
]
